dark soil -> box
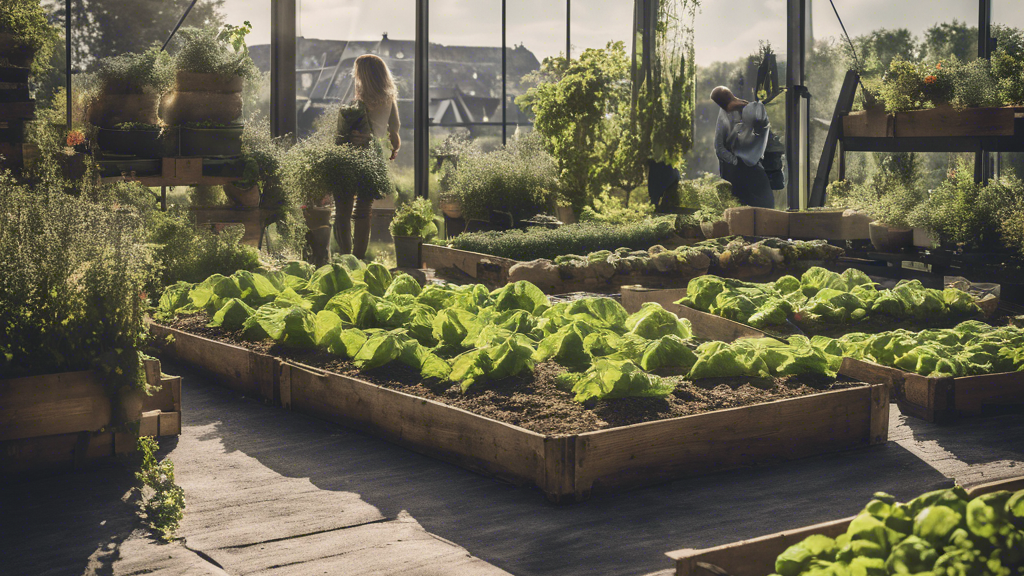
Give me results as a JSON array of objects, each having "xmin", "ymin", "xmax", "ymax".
[{"xmin": 161, "ymin": 314, "xmax": 863, "ymax": 436}]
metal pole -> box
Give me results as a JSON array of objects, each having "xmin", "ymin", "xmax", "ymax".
[
  {"xmin": 65, "ymin": 0, "xmax": 71, "ymax": 130},
  {"xmin": 414, "ymin": 0, "xmax": 430, "ymax": 199},
  {"xmin": 785, "ymin": 0, "xmax": 806, "ymax": 210},
  {"xmin": 976, "ymin": 0, "xmax": 992, "ymax": 182},
  {"xmin": 566, "ymin": 0, "xmax": 570, "ymax": 59},
  {"xmin": 270, "ymin": 0, "xmax": 297, "ymax": 139},
  {"xmin": 161, "ymin": 0, "xmax": 200, "ymax": 51},
  {"xmin": 501, "ymin": 0, "xmax": 507, "ymax": 145}
]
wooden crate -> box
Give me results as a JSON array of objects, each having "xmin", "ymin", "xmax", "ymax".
[
  {"xmin": 665, "ymin": 475, "xmax": 1024, "ymax": 576},
  {"xmin": 894, "ymin": 106, "xmax": 1018, "ymax": 138},
  {"xmin": 149, "ymin": 322, "xmax": 278, "ymax": 404},
  {"xmin": 841, "ymin": 109, "xmax": 894, "ymax": 138},
  {"xmin": 839, "ymin": 357, "xmax": 1024, "ymax": 424},
  {"xmin": 723, "ymin": 207, "xmax": 872, "ymax": 241},
  {"xmin": 0, "ymin": 358, "xmax": 180, "ymax": 474},
  {"xmin": 421, "ymin": 243, "xmax": 517, "ymax": 285},
  {"xmin": 151, "ymin": 323, "xmax": 888, "ymax": 501}
]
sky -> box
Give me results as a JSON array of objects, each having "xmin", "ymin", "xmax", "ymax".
[{"xmin": 222, "ymin": 0, "xmax": 1024, "ymax": 67}]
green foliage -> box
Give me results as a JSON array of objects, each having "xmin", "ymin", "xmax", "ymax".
[
  {"xmin": 430, "ymin": 134, "xmax": 480, "ymax": 197},
  {"xmin": 557, "ymin": 359, "xmax": 674, "ymax": 403},
  {"xmin": 390, "ymin": 197, "xmax": 438, "ymax": 240},
  {"xmin": 172, "ymin": 25, "xmax": 259, "ymax": 81},
  {"xmin": 0, "ymin": 170, "xmax": 153, "ymax": 391},
  {"xmin": 0, "ymin": 0, "xmax": 59, "ymax": 76},
  {"xmin": 879, "ymin": 57, "xmax": 926, "ymax": 113},
  {"xmin": 812, "ymin": 321, "xmax": 1024, "ymax": 378},
  {"xmin": 135, "ymin": 437, "xmax": 185, "ymax": 542},
  {"xmin": 282, "ymin": 116, "xmax": 392, "ymax": 206},
  {"xmin": 635, "ymin": 0, "xmax": 699, "ymax": 167},
  {"xmin": 773, "ymin": 485, "xmax": 1024, "ymax": 575},
  {"xmin": 94, "ymin": 47, "xmax": 174, "ymax": 94},
  {"xmin": 689, "ymin": 336, "xmax": 834, "ymax": 379},
  {"xmin": 579, "ymin": 188, "xmax": 655, "ymax": 225},
  {"xmin": 678, "ymin": 269, "xmax": 980, "ymax": 334},
  {"xmin": 675, "ymin": 174, "xmax": 740, "ymax": 223},
  {"xmin": 447, "ymin": 217, "xmax": 675, "ymax": 261},
  {"xmin": 146, "ymin": 207, "xmax": 261, "ymax": 291},
  {"xmin": 880, "ymin": 55, "xmax": 1001, "ymax": 113},
  {"xmin": 448, "ymin": 131, "xmax": 556, "ymax": 222},
  {"xmin": 827, "ymin": 153, "xmax": 924, "ymax": 229},
  {"xmin": 516, "ymin": 42, "xmax": 632, "ymax": 214},
  {"xmin": 947, "ymin": 56, "xmax": 1000, "ymax": 111}
]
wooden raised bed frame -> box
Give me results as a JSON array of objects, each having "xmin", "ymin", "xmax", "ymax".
[
  {"xmin": 665, "ymin": 475, "xmax": 1024, "ymax": 576},
  {"xmin": 0, "ymin": 358, "xmax": 181, "ymax": 475},
  {"xmin": 839, "ymin": 357, "xmax": 1024, "ymax": 424},
  {"xmin": 149, "ymin": 323, "xmax": 889, "ymax": 502}
]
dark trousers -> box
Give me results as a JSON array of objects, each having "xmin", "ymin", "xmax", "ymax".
[{"xmin": 720, "ymin": 160, "xmax": 775, "ymax": 209}]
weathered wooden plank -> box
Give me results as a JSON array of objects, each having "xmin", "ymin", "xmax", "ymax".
[
  {"xmin": 0, "ymin": 431, "xmax": 115, "ymax": 475},
  {"xmin": 159, "ymin": 411, "xmax": 181, "ymax": 437},
  {"xmin": 422, "ymin": 243, "xmax": 518, "ymax": 280},
  {"xmin": 574, "ymin": 385, "xmax": 885, "ymax": 499},
  {"xmin": 150, "ymin": 323, "xmax": 264, "ymax": 400},
  {"xmin": 285, "ymin": 361, "xmax": 552, "ymax": 495},
  {"xmin": 895, "ymin": 106, "xmax": 1016, "ymax": 138},
  {"xmin": 838, "ymin": 357, "xmax": 905, "ymax": 388},
  {"xmin": 954, "ymin": 371, "xmax": 1024, "ymax": 415},
  {"xmin": 140, "ymin": 410, "xmax": 161, "ymax": 437},
  {"xmin": 250, "ymin": 351, "xmax": 280, "ymax": 404},
  {"xmin": 788, "ymin": 211, "xmax": 845, "ymax": 240},
  {"xmin": 666, "ymin": 475, "xmax": 1024, "ymax": 576},
  {"xmin": 142, "ymin": 375, "xmax": 181, "ymax": 413},
  {"xmin": 0, "ymin": 371, "xmax": 110, "ymax": 441},
  {"xmin": 841, "ymin": 109, "xmax": 893, "ymax": 138},
  {"xmin": 869, "ymin": 384, "xmax": 889, "ymax": 445},
  {"xmin": 755, "ymin": 208, "xmax": 791, "ymax": 237}
]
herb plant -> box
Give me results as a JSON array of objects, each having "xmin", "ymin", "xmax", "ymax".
[
  {"xmin": 390, "ymin": 197, "xmax": 438, "ymax": 240},
  {"xmin": 94, "ymin": 47, "xmax": 174, "ymax": 94},
  {"xmin": 0, "ymin": 0, "xmax": 59, "ymax": 76},
  {"xmin": 172, "ymin": 24, "xmax": 259, "ymax": 81},
  {"xmin": 135, "ymin": 437, "xmax": 186, "ymax": 542},
  {"xmin": 282, "ymin": 130, "xmax": 392, "ymax": 207}
]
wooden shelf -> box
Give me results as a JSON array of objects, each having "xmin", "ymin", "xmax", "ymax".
[{"xmin": 97, "ymin": 156, "xmax": 242, "ymax": 187}]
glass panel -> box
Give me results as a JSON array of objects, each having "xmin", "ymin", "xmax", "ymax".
[
  {"xmin": 569, "ymin": 0, "xmax": 633, "ymax": 56},
  {"xmin": 993, "ymin": 1, "xmax": 1024, "ymax": 178},
  {"xmin": 507, "ymin": 0, "xmax": 565, "ymax": 132},
  {"xmin": 294, "ymin": 0, "xmax": 417, "ymax": 191},
  {"xmin": 222, "ymin": 0, "xmax": 272, "ymax": 119},
  {"xmin": 687, "ymin": 1, "xmax": 789, "ymax": 208},
  {"xmin": 806, "ymin": 1, "xmax": 978, "ymax": 198}
]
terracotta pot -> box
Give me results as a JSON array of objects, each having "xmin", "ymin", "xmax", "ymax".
[
  {"xmin": 440, "ymin": 199, "xmax": 463, "ymax": 219},
  {"xmin": 175, "ymin": 71, "xmax": 244, "ymax": 93},
  {"xmin": 0, "ymin": 33, "xmax": 35, "ymax": 69},
  {"xmin": 159, "ymin": 91, "xmax": 243, "ymax": 125},
  {"xmin": 394, "ymin": 235, "xmax": 423, "ymax": 269},
  {"xmin": 223, "ymin": 182, "xmax": 261, "ymax": 207},
  {"xmin": 87, "ymin": 93, "xmax": 160, "ymax": 128},
  {"xmin": 868, "ymin": 221, "xmax": 914, "ymax": 252}
]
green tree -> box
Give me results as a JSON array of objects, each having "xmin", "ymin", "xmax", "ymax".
[
  {"xmin": 920, "ymin": 20, "xmax": 976, "ymax": 63},
  {"xmin": 516, "ymin": 42, "xmax": 632, "ymax": 215}
]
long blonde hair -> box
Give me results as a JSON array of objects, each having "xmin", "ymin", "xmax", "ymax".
[{"xmin": 353, "ymin": 54, "xmax": 397, "ymax": 109}]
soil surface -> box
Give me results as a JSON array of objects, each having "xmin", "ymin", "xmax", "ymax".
[{"xmin": 162, "ymin": 314, "xmax": 862, "ymax": 436}]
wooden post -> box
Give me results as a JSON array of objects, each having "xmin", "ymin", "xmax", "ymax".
[{"xmin": 808, "ymin": 70, "xmax": 859, "ymax": 207}]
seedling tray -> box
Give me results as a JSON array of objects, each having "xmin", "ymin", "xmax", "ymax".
[
  {"xmin": 148, "ymin": 322, "xmax": 889, "ymax": 502},
  {"xmin": 664, "ymin": 475, "xmax": 1024, "ymax": 576}
]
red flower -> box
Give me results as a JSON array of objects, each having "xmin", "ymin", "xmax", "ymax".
[
  {"xmin": 936, "ymin": 62, "xmax": 942, "ymax": 70},
  {"xmin": 66, "ymin": 130, "xmax": 85, "ymax": 147},
  {"xmin": 924, "ymin": 75, "xmax": 937, "ymax": 85}
]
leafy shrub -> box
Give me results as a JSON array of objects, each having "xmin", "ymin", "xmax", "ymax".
[
  {"xmin": 0, "ymin": 171, "xmax": 153, "ymax": 390},
  {"xmin": 579, "ymin": 188, "xmax": 655, "ymax": 225},
  {"xmin": 879, "ymin": 57, "xmax": 926, "ymax": 113},
  {"xmin": 390, "ymin": 197, "xmax": 438, "ymax": 239},
  {"xmin": 172, "ymin": 25, "xmax": 259, "ymax": 81},
  {"xmin": 448, "ymin": 131, "xmax": 555, "ymax": 222},
  {"xmin": 94, "ymin": 47, "xmax": 174, "ymax": 94},
  {"xmin": 282, "ymin": 128, "xmax": 392, "ymax": 207},
  {"xmin": 828, "ymin": 153, "xmax": 923, "ymax": 229},
  {"xmin": 947, "ymin": 57, "xmax": 999, "ymax": 111},
  {"xmin": 146, "ymin": 207, "xmax": 261, "ymax": 290},
  {"xmin": 447, "ymin": 217, "xmax": 676, "ymax": 261},
  {"xmin": 0, "ymin": 0, "xmax": 59, "ymax": 76},
  {"xmin": 675, "ymin": 173, "xmax": 741, "ymax": 223},
  {"xmin": 135, "ymin": 437, "xmax": 185, "ymax": 542}
]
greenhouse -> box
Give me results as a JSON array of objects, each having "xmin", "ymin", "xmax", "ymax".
[{"xmin": 3, "ymin": 0, "xmax": 1024, "ymax": 574}]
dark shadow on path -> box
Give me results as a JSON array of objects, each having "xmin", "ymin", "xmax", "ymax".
[{"xmin": 169, "ymin": 360, "xmax": 962, "ymax": 576}]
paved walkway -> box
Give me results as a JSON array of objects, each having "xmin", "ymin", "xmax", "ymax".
[{"xmin": 3, "ymin": 361, "xmax": 1022, "ymax": 576}]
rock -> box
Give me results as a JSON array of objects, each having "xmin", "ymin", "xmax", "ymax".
[
  {"xmin": 590, "ymin": 259, "xmax": 616, "ymax": 281},
  {"xmin": 509, "ymin": 259, "xmax": 561, "ymax": 289}
]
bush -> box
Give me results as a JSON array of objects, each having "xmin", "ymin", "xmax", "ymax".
[
  {"xmin": 94, "ymin": 47, "xmax": 174, "ymax": 94},
  {"xmin": 579, "ymin": 188, "xmax": 655, "ymax": 225},
  {"xmin": 879, "ymin": 57, "xmax": 925, "ymax": 113},
  {"xmin": 675, "ymin": 174, "xmax": 741, "ymax": 223},
  {"xmin": 829, "ymin": 152, "xmax": 924, "ymax": 230},
  {"xmin": 0, "ymin": 0, "xmax": 59, "ymax": 76},
  {"xmin": 282, "ymin": 131, "xmax": 392, "ymax": 207},
  {"xmin": 172, "ymin": 25, "xmax": 259, "ymax": 81},
  {"xmin": 0, "ymin": 171, "xmax": 153, "ymax": 390},
  {"xmin": 948, "ymin": 57, "xmax": 999, "ymax": 110},
  {"xmin": 146, "ymin": 207, "xmax": 262, "ymax": 290},
  {"xmin": 449, "ymin": 131, "xmax": 555, "ymax": 222},
  {"xmin": 447, "ymin": 217, "xmax": 676, "ymax": 261},
  {"xmin": 390, "ymin": 197, "xmax": 438, "ymax": 239}
]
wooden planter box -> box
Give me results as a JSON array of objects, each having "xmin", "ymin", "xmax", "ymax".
[
  {"xmin": 148, "ymin": 322, "xmax": 279, "ymax": 404},
  {"xmin": 842, "ymin": 106, "xmax": 1021, "ymax": 139},
  {"xmin": 724, "ymin": 207, "xmax": 872, "ymax": 240},
  {"xmin": 841, "ymin": 109, "xmax": 894, "ymax": 138},
  {"xmin": 838, "ymin": 357, "xmax": 1024, "ymax": 424},
  {"xmin": 0, "ymin": 358, "xmax": 180, "ymax": 475},
  {"xmin": 665, "ymin": 475, "xmax": 1024, "ymax": 576},
  {"xmin": 150, "ymin": 323, "xmax": 888, "ymax": 502}
]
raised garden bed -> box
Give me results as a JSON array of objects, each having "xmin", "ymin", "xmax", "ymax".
[
  {"xmin": 839, "ymin": 356, "xmax": 1024, "ymax": 424},
  {"xmin": 842, "ymin": 106, "xmax": 1023, "ymax": 139},
  {"xmin": 724, "ymin": 207, "xmax": 873, "ymax": 241},
  {"xmin": 664, "ymin": 475, "xmax": 1024, "ymax": 576},
  {"xmin": 0, "ymin": 358, "xmax": 181, "ymax": 476},
  {"xmin": 147, "ymin": 321, "xmax": 888, "ymax": 502}
]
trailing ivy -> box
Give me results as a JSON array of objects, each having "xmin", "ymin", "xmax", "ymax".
[{"xmin": 134, "ymin": 437, "xmax": 186, "ymax": 542}]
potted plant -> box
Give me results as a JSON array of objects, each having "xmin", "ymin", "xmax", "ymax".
[
  {"xmin": 0, "ymin": 0, "xmax": 59, "ymax": 75},
  {"xmin": 430, "ymin": 134, "xmax": 478, "ymax": 218},
  {"xmin": 161, "ymin": 23, "xmax": 258, "ymax": 156},
  {"xmin": 389, "ymin": 197, "xmax": 437, "ymax": 269},
  {"xmin": 89, "ymin": 48, "xmax": 173, "ymax": 159},
  {"xmin": 59, "ymin": 129, "xmax": 90, "ymax": 180}
]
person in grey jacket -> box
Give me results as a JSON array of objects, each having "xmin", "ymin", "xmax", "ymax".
[{"xmin": 711, "ymin": 86, "xmax": 775, "ymax": 208}]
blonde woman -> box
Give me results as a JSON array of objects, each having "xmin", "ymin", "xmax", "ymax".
[{"xmin": 335, "ymin": 54, "xmax": 401, "ymax": 259}]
